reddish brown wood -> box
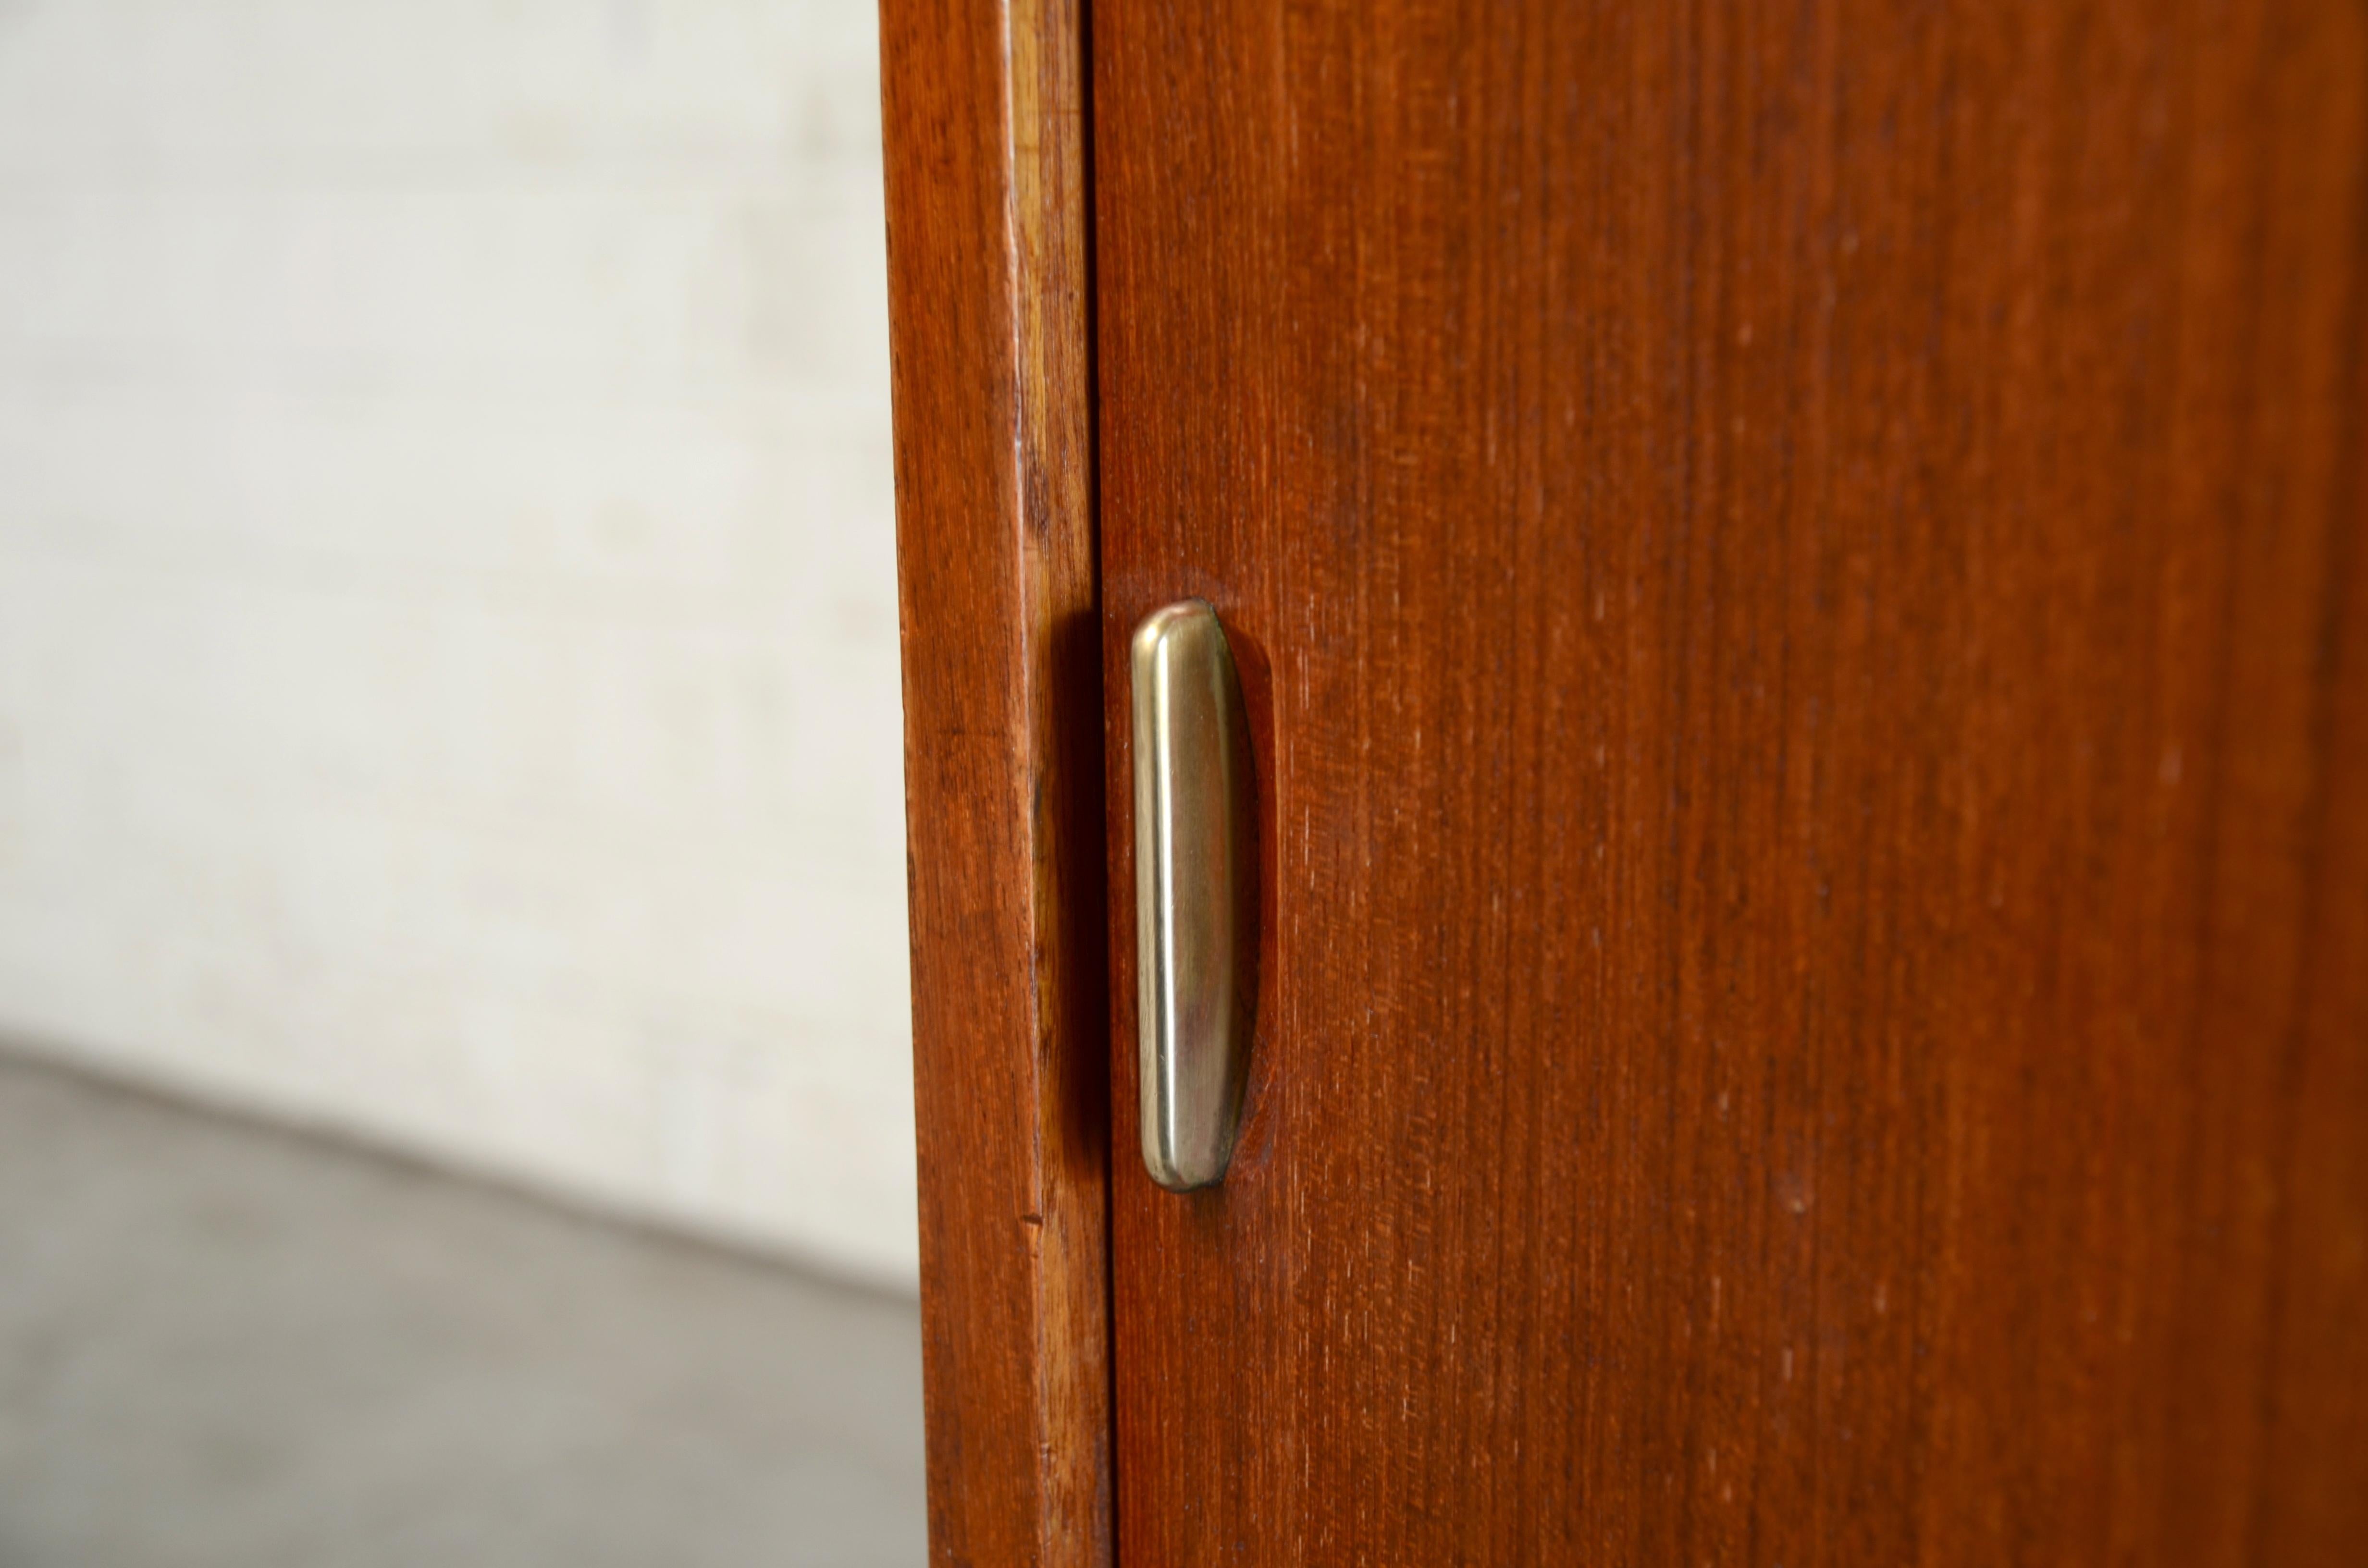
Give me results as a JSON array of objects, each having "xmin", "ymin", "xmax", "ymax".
[
  {"xmin": 879, "ymin": 0, "xmax": 1109, "ymax": 1561},
  {"xmin": 1095, "ymin": 1, "xmax": 2368, "ymax": 1563}
]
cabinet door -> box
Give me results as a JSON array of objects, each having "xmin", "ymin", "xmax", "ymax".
[{"xmin": 1094, "ymin": 2, "xmax": 2368, "ymax": 1563}]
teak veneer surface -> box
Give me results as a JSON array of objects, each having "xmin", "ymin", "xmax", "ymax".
[
  {"xmin": 881, "ymin": 0, "xmax": 1109, "ymax": 1561},
  {"xmin": 1093, "ymin": 1, "xmax": 2368, "ymax": 1562}
]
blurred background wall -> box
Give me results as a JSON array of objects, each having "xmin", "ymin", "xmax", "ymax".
[{"xmin": 0, "ymin": 0, "xmax": 916, "ymax": 1291}]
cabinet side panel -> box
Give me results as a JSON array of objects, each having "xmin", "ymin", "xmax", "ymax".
[{"xmin": 878, "ymin": 0, "xmax": 1108, "ymax": 1560}]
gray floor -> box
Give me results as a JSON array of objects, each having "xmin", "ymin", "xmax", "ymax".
[{"xmin": 0, "ymin": 1051, "xmax": 926, "ymax": 1568}]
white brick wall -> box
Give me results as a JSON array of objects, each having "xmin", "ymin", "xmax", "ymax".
[{"xmin": 0, "ymin": 0, "xmax": 916, "ymax": 1290}]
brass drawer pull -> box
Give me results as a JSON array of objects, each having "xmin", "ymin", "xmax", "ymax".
[{"xmin": 1130, "ymin": 600, "xmax": 1258, "ymax": 1191}]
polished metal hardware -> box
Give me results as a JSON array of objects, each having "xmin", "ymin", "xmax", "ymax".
[{"xmin": 1131, "ymin": 600, "xmax": 1258, "ymax": 1191}]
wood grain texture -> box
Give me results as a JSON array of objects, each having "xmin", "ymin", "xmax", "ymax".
[
  {"xmin": 1094, "ymin": 1, "xmax": 2368, "ymax": 1563},
  {"xmin": 879, "ymin": 0, "xmax": 1109, "ymax": 1560}
]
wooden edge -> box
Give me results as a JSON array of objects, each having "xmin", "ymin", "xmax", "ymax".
[{"xmin": 878, "ymin": 0, "xmax": 1110, "ymax": 1563}]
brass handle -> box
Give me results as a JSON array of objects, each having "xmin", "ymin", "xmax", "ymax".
[{"xmin": 1130, "ymin": 600, "xmax": 1258, "ymax": 1191}]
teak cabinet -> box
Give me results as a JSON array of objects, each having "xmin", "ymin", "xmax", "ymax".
[{"xmin": 880, "ymin": 1, "xmax": 2368, "ymax": 1563}]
